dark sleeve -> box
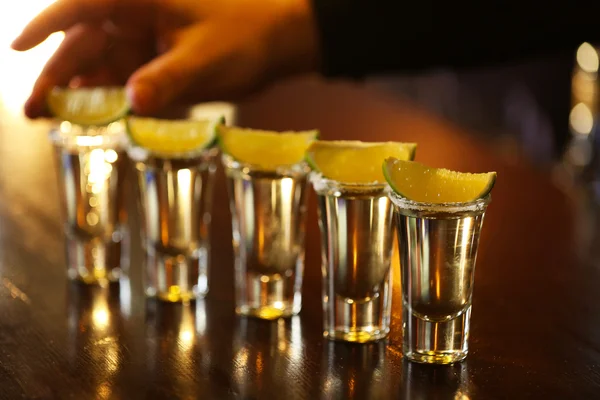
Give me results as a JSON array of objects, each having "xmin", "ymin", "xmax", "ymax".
[{"xmin": 311, "ymin": 0, "xmax": 599, "ymax": 77}]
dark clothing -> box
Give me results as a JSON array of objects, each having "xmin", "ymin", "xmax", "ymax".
[{"xmin": 311, "ymin": 1, "xmax": 595, "ymax": 77}]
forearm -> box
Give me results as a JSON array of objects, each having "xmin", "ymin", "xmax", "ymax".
[{"xmin": 311, "ymin": 0, "xmax": 599, "ymax": 77}]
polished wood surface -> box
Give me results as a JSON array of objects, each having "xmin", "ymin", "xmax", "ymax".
[{"xmin": 0, "ymin": 78, "xmax": 599, "ymax": 399}]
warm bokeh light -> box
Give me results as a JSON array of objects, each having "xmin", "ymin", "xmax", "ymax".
[
  {"xmin": 569, "ymin": 102, "xmax": 594, "ymax": 135},
  {"xmin": 91, "ymin": 296, "xmax": 111, "ymax": 331},
  {"xmin": 576, "ymin": 42, "xmax": 599, "ymax": 74},
  {"xmin": 0, "ymin": 0, "xmax": 64, "ymax": 114}
]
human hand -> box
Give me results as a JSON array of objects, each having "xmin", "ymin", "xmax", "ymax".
[{"xmin": 11, "ymin": 0, "xmax": 319, "ymax": 118}]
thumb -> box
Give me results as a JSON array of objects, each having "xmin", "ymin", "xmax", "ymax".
[{"xmin": 126, "ymin": 42, "xmax": 205, "ymax": 115}]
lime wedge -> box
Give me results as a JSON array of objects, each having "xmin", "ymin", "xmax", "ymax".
[
  {"xmin": 217, "ymin": 125, "xmax": 318, "ymax": 169},
  {"xmin": 306, "ymin": 140, "xmax": 416, "ymax": 183},
  {"xmin": 127, "ymin": 117, "xmax": 219, "ymax": 155},
  {"xmin": 47, "ymin": 87, "xmax": 130, "ymax": 126},
  {"xmin": 383, "ymin": 158, "xmax": 496, "ymax": 203}
]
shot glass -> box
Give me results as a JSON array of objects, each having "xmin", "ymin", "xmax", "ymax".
[
  {"xmin": 223, "ymin": 154, "xmax": 309, "ymax": 320},
  {"xmin": 50, "ymin": 121, "xmax": 129, "ymax": 286},
  {"xmin": 389, "ymin": 191, "xmax": 491, "ymax": 364},
  {"xmin": 312, "ymin": 174, "xmax": 395, "ymax": 343},
  {"xmin": 129, "ymin": 145, "xmax": 218, "ymax": 302}
]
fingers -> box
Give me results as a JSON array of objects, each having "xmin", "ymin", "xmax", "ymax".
[
  {"xmin": 126, "ymin": 29, "xmax": 211, "ymax": 115},
  {"xmin": 24, "ymin": 24, "xmax": 110, "ymax": 118},
  {"xmin": 126, "ymin": 56, "xmax": 190, "ymax": 116},
  {"xmin": 11, "ymin": 0, "xmax": 118, "ymax": 51},
  {"xmin": 126, "ymin": 22, "xmax": 270, "ymax": 115}
]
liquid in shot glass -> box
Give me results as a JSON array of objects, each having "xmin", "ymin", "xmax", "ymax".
[
  {"xmin": 313, "ymin": 176, "xmax": 394, "ymax": 342},
  {"xmin": 128, "ymin": 117, "xmax": 220, "ymax": 302},
  {"xmin": 48, "ymin": 87, "xmax": 132, "ymax": 286},
  {"xmin": 219, "ymin": 126, "xmax": 317, "ymax": 320},
  {"xmin": 50, "ymin": 121, "xmax": 129, "ymax": 286},
  {"xmin": 307, "ymin": 140, "xmax": 417, "ymax": 342},
  {"xmin": 384, "ymin": 158, "xmax": 496, "ymax": 364}
]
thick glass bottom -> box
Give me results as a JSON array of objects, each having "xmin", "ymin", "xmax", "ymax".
[
  {"xmin": 145, "ymin": 251, "xmax": 208, "ymax": 303},
  {"xmin": 402, "ymin": 305, "xmax": 471, "ymax": 365},
  {"xmin": 68, "ymin": 268, "xmax": 120, "ymax": 286},
  {"xmin": 145, "ymin": 287, "xmax": 203, "ymax": 303},
  {"xmin": 236, "ymin": 302, "xmax": 300, "ymax": 320},
  {"xmin": 324, "ymin": 327, "xmax": 389, "ymax": 343},
  {"xmin": 235, "ymin": 269, "xmax": 301, "ymax": 320},
  {"xmin": 323, "ymin": 293, "xmax": 392, "ymax": 344},
  {"xmin": 65, "ymin": 231, "xmax": 126, "ymax": 287},
  {"xmin": 404, "ymin": 349, "xmax": 468, "ymax": 365}
]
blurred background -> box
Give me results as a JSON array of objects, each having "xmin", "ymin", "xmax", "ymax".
[
  {"xmin": 1, "ymin": 1, "xmax": 598, "ymax": 185},
  {"xmin": 0, "ymin": 0, "xmax": 64, "ymax": 117}
]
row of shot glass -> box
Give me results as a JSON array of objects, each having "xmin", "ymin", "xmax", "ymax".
[{"xmin": 50, "ymin": 119, "xmax": 489, "ymax": 365}]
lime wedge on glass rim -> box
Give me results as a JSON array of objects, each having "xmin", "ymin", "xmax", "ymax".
[
  {"xmin": 47, "ymin": 87, "xmax": 130, "ymax": 126},
  {"xmin": 306, "ymin": 140, "xmax": 417, "ymax": 183},
  {"xmin": 217, "ymin": 125, "xmax": 318, "ymax": 169},
  {"xmin": 383, "ymin": 158, "xmax": 496, "ymax": 203},
  {"xmin": 127, "ymin": 116, "xmax": 220, "ymax": 156}
]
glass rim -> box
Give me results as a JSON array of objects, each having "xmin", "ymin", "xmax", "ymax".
[
  {"xmin": 309, "ymin": 171, "xmax": 387, "ymax": 188},
  {"xmin": 388, "ymin": 188, "xmax": 491, "ymax": 213},
  {"xmin": 309, "ymin": 171, "xmax": 389, "ymax": 196},
  {"xmin": 49, "ymin": 123, "xmax": 127, "ymax": 149},
  {"xmin": 127, "ymin": 144, "xmax": 219, "ymax": 161},
  {"xmin": 221, "ymin": 153, "xmax": 310, "ymax": 174}
]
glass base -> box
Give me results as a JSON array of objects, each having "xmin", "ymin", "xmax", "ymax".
[
  {"xmin": 65, "ymin": 231, "xmax": 126, "ymax": 287},
  {"xmin": 402, "ymin": 305, "xmax": 471, "ymax": 365},
  {"xmin": 235, "ymin": 269, "xmax": 301, "ymax": 320},
  {"xmin": 404, "ymin": 349, "xmax": 468, "ymax": 365},
  {"xmin": 145, "ymin": 250, "xmax": 208, "ymax": 303},
  {"xmin": 145, "ymin": 287, "xmax": 204, "ymax": 303},
  {"xmin": 323, "ymin": 293, "xmax": 391, "ymax": 344},
  {"xmin": 236, "ymin": 302, "xmax": 300, "ymax": 320},
  {"xmin": 67, "ymin": 268, "xmax": 120, "ymax": 286},
  {"xmin": 324, "ymin": 327, "xmax": 389, "ymax": 343}
]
